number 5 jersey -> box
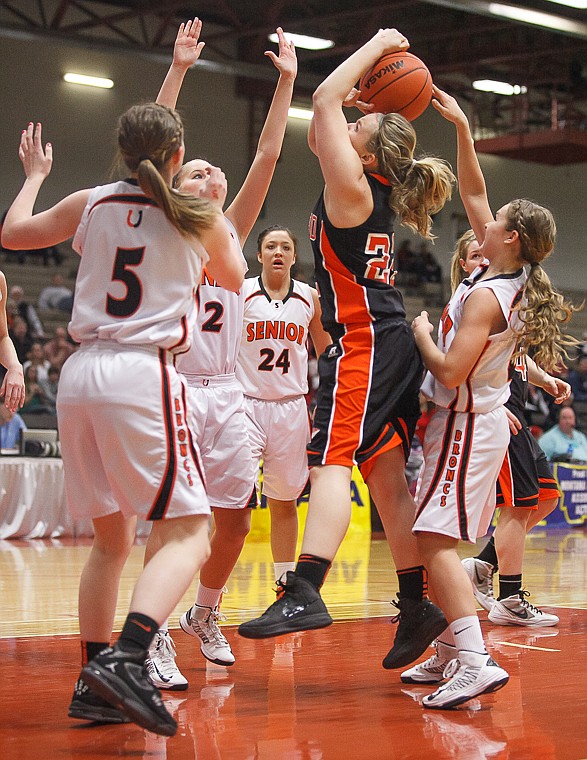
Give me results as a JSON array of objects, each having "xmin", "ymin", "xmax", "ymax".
[{"xmin": 71, "ymin": 179, "xmax": 204, "ymax": 352}]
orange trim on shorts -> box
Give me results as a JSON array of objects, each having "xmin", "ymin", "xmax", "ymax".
[
  {"xmin": 148, "ymin": 351, "xmax": 177, "ymax": 520},
  {"xmin": 497, "ymin": 453, "xmax": 514, "ymax": 508},
  {"xmin": 360, "ymin": 430, "xmax": 402, "ymax": 481},
  {"xmin": 416, "ymin": 411, "xmax": 457, "ymax": 519},
  {"xmin": 322, "ymin": 329, "xmax": 373, "ymax": 466}
]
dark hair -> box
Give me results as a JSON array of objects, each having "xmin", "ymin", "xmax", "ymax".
[{"xmin": 257, "ymin": 225, "xmax": 298, "ymax": 253}]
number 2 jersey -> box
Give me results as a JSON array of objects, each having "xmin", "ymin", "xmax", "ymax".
[
  {"xmin": 308, "ymin": 172, "xmax": 405, "ymax": 339},
  {"xmin": 71, "ymin": 179, "xmax": 204, "ymax": 352},
  {"xmin": 421, "ymin": 264, "xmax": 528, "ymax": 414},
  {"xmin": 176, "ymin": 218, "xmax": 247, "ymax": 377},
  {"xmin": 236, "ymin": 277, "xmax": 315, "ymax": 400}
]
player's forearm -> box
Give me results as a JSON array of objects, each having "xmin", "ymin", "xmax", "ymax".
[
  {"xmin": 1, "ymin": 176, "xmax": 44, "ymax": 249},
  {"xmin": 256, "ymin": 74, "xmax": 295, "ymax": 162},
  {"xmin": 313, "ymin": 37, "xmax": 389, "ymax": 107},
  {"xmin": 156, "ymin": 64, "xmax": 188, "ymax": 109}
]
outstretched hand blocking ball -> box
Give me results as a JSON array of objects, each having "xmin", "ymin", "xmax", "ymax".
[{"xmin": 359, "ymin": 52, "xmax": 432, "ymax": 121}]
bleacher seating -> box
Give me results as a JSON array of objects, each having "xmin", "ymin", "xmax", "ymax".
[{"xmin": 2, "ymin": 246, "xmax": 78, "ymax": 336}]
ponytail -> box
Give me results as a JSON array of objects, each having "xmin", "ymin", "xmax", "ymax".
[
  {"xmin": 118, "ymin": 103, "xmax": 217, "ymax": 241},
  {"xmin": 515, "ymin": 263, "xmax": 581, "ymax": 372},
  {"xmin": 367, "ymin": 113, "xmax": 455, "ymax": 239},
  {"xmin": 137, "ymin": 159, "xmax": 217, "ymax": 239}
]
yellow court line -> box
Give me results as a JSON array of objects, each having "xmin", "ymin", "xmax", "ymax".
[{"xmin": 491, "ymin": 641, "xmax": 560, "ymax": 652}]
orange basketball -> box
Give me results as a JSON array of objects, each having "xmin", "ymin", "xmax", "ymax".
[{"xmin": 359, "ymin": 52, "xmax": 432, "ymax": 121}]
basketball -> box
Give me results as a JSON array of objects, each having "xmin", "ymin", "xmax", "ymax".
[{"xmin": 359, "ymin": 52, "xmax": 432, "ymax": 121}]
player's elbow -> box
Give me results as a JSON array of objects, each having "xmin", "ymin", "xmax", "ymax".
[
  {"xmin": 435, "ymin": 366, "xmax": 467, "ymax": 389},
  {"xmin": 216, "ymin": 265, "xmax": 245, "ymax": 293},
  {"xmin": 1, "ymin": 228, "xmax": 22, "ymax": 250}
]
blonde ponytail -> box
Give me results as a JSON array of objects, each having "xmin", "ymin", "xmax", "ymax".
[{"xmin": 367, "ymin": 113, "xmax": 455, "ymax": 239}]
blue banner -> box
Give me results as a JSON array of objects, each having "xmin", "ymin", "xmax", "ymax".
[{"xmin": 548, "ymin": 462, "xmax": 587, "ymax": 525}]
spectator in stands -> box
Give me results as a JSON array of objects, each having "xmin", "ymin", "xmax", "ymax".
[
  {"xmin": 9, "ymin": 315, "xmax": 33, "ymax": 364},
  {"xmin": 23, "ymin": 341, "xmax": 51, "ymax": 384},
  {"xmin": 396, "ymin": 239, "xmax": 416, "ymax": 272},
  {"xmin": 21, "ymin": 365, "xmax": 49, "ymax": 414},
  {"xmin": 43, "ymin": 326, "xmax": 76, "ymax": 369},
  {"xmin": 38, "ymin": 365, "xmax": 60, "ymax": 415},
  {"xmin": 38, "ymin": 273, "xmax": 73, "ymax": 312},
  {"xmin": 9, "ymin": 285, "xmax": 45, "ymax": 338},
  {"xmin": 568, "ymin": 355, "xmax": 587, "ymax": 403},
  {"xmin": 39, "ymin": 244, "xmax": 64, "ymax": 267},
  {"xmin": 417, "ymin": 242, "xmax": 442, "ymax": 283},
  {"xmin": 0, "ymin": 404, "xmax": 27, "ymax": 450},
  {"xmin": 538, "ymin": 406, "xmax": 587, "ymax": 463}
]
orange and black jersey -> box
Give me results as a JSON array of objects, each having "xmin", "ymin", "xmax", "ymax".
[
  {"xmin": 308, "ymin": 173, "xmax": 405, "ymax": 339},
  {"xmin": 507, "ymin": 356, "xmax": 529, "ymax": 422}
]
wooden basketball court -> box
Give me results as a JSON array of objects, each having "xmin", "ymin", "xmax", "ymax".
[{"xmin": 1, "ymin": 528, "xmax": 586, "ymax": 759}]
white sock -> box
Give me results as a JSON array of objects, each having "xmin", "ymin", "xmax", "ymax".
[
  {"xmin": 449, "ymin": 615, "xmax": 487, "ymax": 662},
  {"xmin": 274, "ymin": 561, "xmax": 296, "ymax": 583},
  {"xmin": 158, "ymin": 619, "xmax": 169, "ymax": 633},
  {"xmin": 195, "ymin": 583, "xmax": 223, "ymax": 610}
]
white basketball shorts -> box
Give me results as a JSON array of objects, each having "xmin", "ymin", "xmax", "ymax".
[
  {"xmin": 57, "ymin": 342, "xmax": 209, "ymax": 522},
  {"xmin": 413, "ymin": 406, "xmax": 509, "ymax": 542},
  {"xmin": 185, "ymin": 374, "xmax": 256, "ymax": 510},
  {"xmin": 244, "ymin": 395, "xmax": 310, "ymax": 501}
]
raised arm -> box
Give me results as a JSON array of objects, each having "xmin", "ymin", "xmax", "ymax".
[
  {"xmin": 311, "ymin": 29, "xmax": 408, "ymax": 227},
  {"xmin": 1, "ymin": 122, "xmax": 89, "ymax": 250},
  {"xmin": 157, "ymin": 18, "xmax": 205, "ymax": 109},
  {"xmin": 197, "ymin": 212, "xmax": 245, "ymax": 293},
  {"xmin": 0, "ymin": 272, "xmax": 25, "ymax": 410},
  {"xmin": 431, "ymin": 86, "xmax": 493, "ymax": 243},
  {"xmin": 224, "ymin": 27, "xmax": 297, "ymax": 246}
]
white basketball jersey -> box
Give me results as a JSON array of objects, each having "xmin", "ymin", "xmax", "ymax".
[
  {"xmin": 236, "ymin": 277, "xmax": 315, "ymax": 400},
  {"xmin": 177, "ymin": 218, "xmax": 247, "ymax": 377},
  {"xmin": 71, "ymin": 179, "xmax": 204, "ymax": 352},
  {"xmin": 421, "ymin": 265, "xmax": 527, "ymax": 413}
]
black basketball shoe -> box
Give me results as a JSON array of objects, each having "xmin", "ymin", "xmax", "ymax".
[
  {"xmin": 81, "ymin": 643, "xmax": 177, "ymax": 736},
  {"xmin": 238, "ymin": 572, "xmax": 333, "ymax": 639},
  {"xmin": 382, "ymin": 596, "xmax": 448, "ymax": 669},
  {"xmin": 68, "ymin": 676, "xmax": 130, "ymax": 724}
]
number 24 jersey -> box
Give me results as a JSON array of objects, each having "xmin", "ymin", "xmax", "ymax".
[{"xmin": 236, "ymin": 277, "xmax": 315, "ymax": 400}]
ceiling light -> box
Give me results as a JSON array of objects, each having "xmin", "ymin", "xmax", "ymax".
[
  {"xmin": 63, "ymin": 73, "xmax": 113, "ymax": 89},
  {"xmin": 268, "ymin": 32, "xmax": 334, "ymax": 51},
  {"xmin": 544, "ymin": 0, "xmax": 587, "ymax": 8},
  {"xmin": 288, "ymin": 107, "xmax": 314, "ymax": 121},
  {"xmin": 473, "ymin": 79, "xmax": 528, "ymax": 95},
  {"xmin": 488, "ymin": 3, "xmax": 583, "ymax": 33}
]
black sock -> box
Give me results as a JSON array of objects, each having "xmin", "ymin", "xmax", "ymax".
[
  {"xmin": 498, "ymin": 574, "xmax": 522, "ymax": 600},
  {"xmin": 82, "ymin": 640, "xmax": 109, "ymax": 666},
  {"xmin": 397, "ymin": 565, "xmax": 427, "ymax": 601},
  {"xmin": 295, "ymin": 554, "xmax": 332, "ymax": 590},
  {"xmin": 118, "ymin": 612, "xmax": 158, "ymax": 653},
  {"xmin": 476, "ymin": 536, "xmax": 498, "ymax": 569}
]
